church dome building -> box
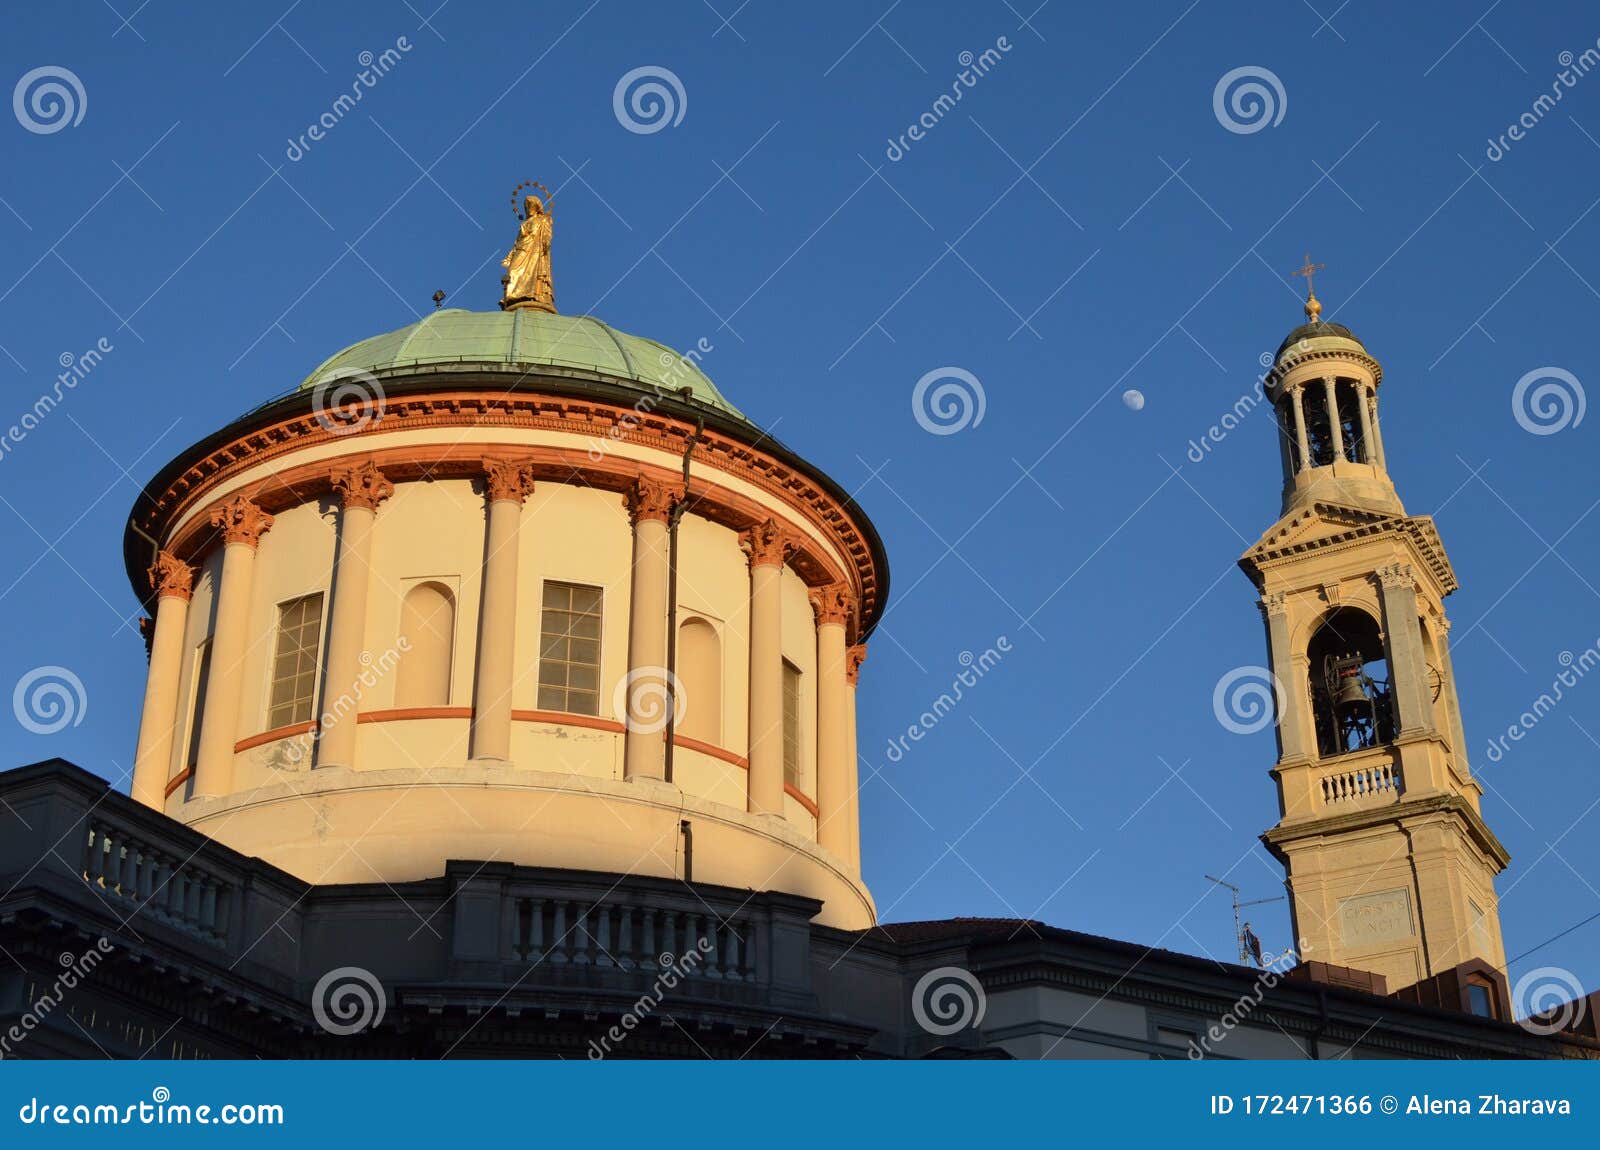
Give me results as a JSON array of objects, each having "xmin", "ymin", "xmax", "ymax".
[{"xmin": 122, "ymin": 198, "xmax": 886, "ymax": 931}]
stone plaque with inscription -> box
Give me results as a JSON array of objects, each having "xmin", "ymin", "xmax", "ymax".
[{"xmin": 1338, "ymin": 887, "xmax": 1414, "ymax": 947}]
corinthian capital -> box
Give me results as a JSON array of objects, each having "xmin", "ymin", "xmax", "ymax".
[
  {"xmin": 625, "ymin": 474, "xmax": 682, "ymax": 526},
  {"xmin": 1376, "ymin": 562, "xmax": 1414, "ymax": 590},
  {"xmin": 211, "ymin": 496, "xmax": 274, "ymax": 548},
  {"xmin": 147, "ymin": 550, "xmax": 194, "ymax": 601},
  {"xmin": 329, "ymin": 459, "xmax": 395, "ymax": 511},
  {"xmin": 845, "ymin": 643, "xmax": 867, "ymax": 686},
  {"xmin": 809, "ymin": 583, "xmax": 857, "ymax": 628},
  {"xmin": 482, "ymin": 458, "xmax": 537, "ymax": 505},
  {"xmin": 739, "ymin": 518, "xmax": 800, "ymax": 570}
]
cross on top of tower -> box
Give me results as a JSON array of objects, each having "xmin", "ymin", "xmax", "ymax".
[{"xmin": 1292, "ymin": 253, "xmax": 1326, "ymax": 324}]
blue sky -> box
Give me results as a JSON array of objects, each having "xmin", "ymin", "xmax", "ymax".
[{"xmin": 3, "ymin": 2, "xmax": 1598, "ymax": 1001}]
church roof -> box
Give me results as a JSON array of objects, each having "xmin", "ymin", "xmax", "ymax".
[{"xmin": 299, "ymin": 308, "xmax": 747, "ymax": 424}]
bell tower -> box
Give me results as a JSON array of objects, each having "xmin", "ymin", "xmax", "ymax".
[{"xmin": 1242, "ymin": 262, "xmax": 1509, "ymax": 991}]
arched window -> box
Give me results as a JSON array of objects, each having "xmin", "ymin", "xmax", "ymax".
[
  {"xmin": 676, "ymin": 617, "xmax": 721, "ymax": 744},
  {"xmin": 1307, "ymin": 607, "xmax": 1395, "ymax": 756},
  {"xmin": 396, "ymin": 581, "xmax": 456, "ymax": 707}
]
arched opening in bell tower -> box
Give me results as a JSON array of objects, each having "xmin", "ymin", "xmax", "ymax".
[
  {"xmin": 1334, "ymin": 380, "xmax": 1366, "ymax": 462},
  {"xmin": 1301, "ymin": 386, "xmax": 1337, "ymax": 467},
  {"xmin": 1306, "ymin": 607, "xmax": 1395, "ymax": 757}
]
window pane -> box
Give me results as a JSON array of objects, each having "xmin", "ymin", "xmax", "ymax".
[
  {"xmin": 538, "ymin": 581, "xmax": 602, "ymax": 716},
  {"xmin": 267, "ymin": 593, "xmax": 324, "ymax": 728}
]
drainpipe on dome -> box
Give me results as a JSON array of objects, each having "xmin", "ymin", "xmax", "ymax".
[{"xmin": 661, "ymin": 389, "xmax": 702, "ymax": 787}]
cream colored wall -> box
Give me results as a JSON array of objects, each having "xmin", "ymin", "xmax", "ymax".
[{"xmin": 780, "ymin": 565, "xmax": 819, "ymax": 834}]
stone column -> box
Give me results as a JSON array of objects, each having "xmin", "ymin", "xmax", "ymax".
[
  {"xmin": 1323, "ymin": 376, "xmax": 1344, "ymax": 462},
  {"xmin": 1355, "ymin": 381, "xmax": 1376, "ymax": 465},
  {"xmin": 471, "ymin": 459, "xmax": 537, "ymax": 763},
  {"xmin": 1367, "ymin": 388, "xmax": 1387, "ymax": 468},
  {"xmin": 131, "ymin": 552, "xmax": 194, "ymax": 809},
  {"xmin": 810, "ymin": 584, "xmax": 855, "ymax": 858},
  {"xmin": 1259, "ymin": 591, "xmax": 1310, "ymax": 762},
  {"xmin": 1433, "ymin": 618, "xmax": 1471, "ymax": 766},
  {"xmin": 740, "ymin": 519, "xmax": 797, "ymax": 816},
  {"xmin": 316, "ymin": 460, "xmax": 394, "ymax": 770},
  {"xmin": 845, "ymin": 644, "xmax": 866, "ymax": 873},
  {"xmin": 1290, "ymin": 385, "xmax": 1311, "ymax": 472},
  {"xmin": 623, "ymin": 475, "xmax": 681, "ymax": 782},
  {"xmin": 1377, "ymin": 563, "xmax": 1433, "ymax": 737},
  {"xmin": 193, "ymin": 496, "xmax": 274, "ymax": 796}
]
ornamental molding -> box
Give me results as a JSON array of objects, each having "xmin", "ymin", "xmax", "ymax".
[
  {"xmin": 147, "ymin": 550, "xmax": 194, "ymax": 601},
  {"xmin": 739, "ymin": 518, "xmax": 800, "ymax": 570},
  {"xmin": 1258, "ymin": 590, "xmax": 1288, "ymax": 618},
  {"xmin": 846, "ymin": 643, "xmax": 867, "ymax": 686},
  {"xmin": 130, "ymin": 387, "xmax": 883, "ymax": 625},
  {"xmin": 625, "ymin": 474, "xmax": 682, "ymax": 525},
  {"xmin": 210, "ymin": 496, "xmax": 274, "ymax": 548},
  {"xmin": 809, "ymin": 583, "xmax": 857, "ymax": 628},
  {"xmin": 1241, "ymin": 504, "xmax": 1457, "ymax": 598},
  {"xmin": 482, "ymin": 457, "xmax": 538, "ymax": 505},
  {"xmin": 1267, "ymin": 346, "xmax": 1383, "ymax": 394},
  {"xmin": 329, "ymin": 459, "xmax": 395, "ymax": 512},
  {"xmin": 1376, "ymin": 562, "xmax": 1414, "ymax": 591}
]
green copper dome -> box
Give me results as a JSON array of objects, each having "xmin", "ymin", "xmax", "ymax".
[{"xmin": 299, "ymin": 308, "xmax": 744, "ymax": 421}]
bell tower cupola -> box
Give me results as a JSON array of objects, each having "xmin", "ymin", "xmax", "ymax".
[
  {"xmin": 1242, "ymin": 263, "xmax": 1510, "ymax": 993},
  {"xmin": 1265, "ymin": 256, "xmax": 1402, "ymax": 518}
]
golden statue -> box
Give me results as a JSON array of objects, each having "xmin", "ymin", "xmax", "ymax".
[{"xmin": 501, "ymin": 181, "xmax": 555, "ymax": 312}]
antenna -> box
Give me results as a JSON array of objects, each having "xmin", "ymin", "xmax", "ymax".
[{"xmin": 1205, "ymin": 875, "xmax": 1287, "ymax": 966}]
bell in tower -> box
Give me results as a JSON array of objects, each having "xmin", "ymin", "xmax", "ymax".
[{"xmin": 1240, "ymin": 259, "xmax": 1510, "ymax": 993}]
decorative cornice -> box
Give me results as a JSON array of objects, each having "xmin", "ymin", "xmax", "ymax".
[
  {"xmin": 147, "ymin": 550, "xmax": 194, "ymax": 602},
  {"xmin": 739, "ymin": 518, "xmax": 800, "ymax": 570},
  {"xmin": 1240, "ymin": 505, "xmax": 1458, "ymax": 598},
  {"xmin": 845, "ymin": 643, "xmax": 867, "ymax": 686},
  {"xmin": 625, "ymin": 474, "xmax": 682, "ymax": 526},
  {"xmin": 127, "ymin": 389, "xmax": 884, "ymax": 629},
  {"xmin": 329, "ymin": 459, "xmax": 395, "ymax": 512},
  {"xmin": 809, "ymin": 583, "xmax": 856, "ymax": 628},
  {"xmin": 210, "ymin": 496, "xmax": 274, "ymax": 548},
  {"xmin": 482, "ymin": 457, "xmax": 538, "ymax": 505}
]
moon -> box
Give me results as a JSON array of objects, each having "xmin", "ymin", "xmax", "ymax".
[{"xmin": 1122, "ymin": 389, "xmax": 1146, "ymax": 412}]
